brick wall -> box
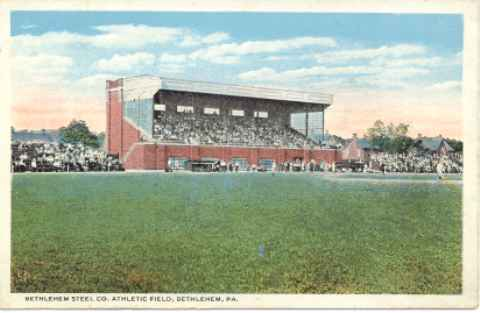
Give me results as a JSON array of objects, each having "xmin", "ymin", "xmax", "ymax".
[
  {"xmin": 123, "ymin": 143, "xmax": 144, "ymax": 169},
  {"xmin": 106, "ymin": 79, "xmax": 143, "ymax": 160},
  {"xmin": 121, "ymin": 120, "xmax": 141, "ymax": 158},
  {"xmin": 106, "ymin": 86, "xmax": 123, "ymax": 156},
  {"xmin": 122, "ymin": 143, "xmax": 338, "ymax": 170}
]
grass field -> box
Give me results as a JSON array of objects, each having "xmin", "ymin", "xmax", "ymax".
[{"xmin": 11, "ymin": 172, "xmax": 462, "ymax": 294}]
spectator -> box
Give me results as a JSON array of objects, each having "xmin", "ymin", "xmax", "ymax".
[
  {"xmin": 11, "ymin": 141, "xmax": 124, "ymax": 173},
  {"xmin": 367, "ymin": 151, "xmax": 462, "ymax": 174},
  {"xmin": 153, "ymin": 110, "xmax": 317, "ymax": 148}
]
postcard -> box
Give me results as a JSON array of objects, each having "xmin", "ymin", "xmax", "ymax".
[{"xmin": 0, "ymin": 0, "xmax": 478, "ymax": 309}]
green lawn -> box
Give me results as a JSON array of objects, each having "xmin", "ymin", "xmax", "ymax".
[{"xmin": 11, "ymin": 172, "xmax": 462, "ymax": 294}]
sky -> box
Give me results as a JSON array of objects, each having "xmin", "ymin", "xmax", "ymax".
[{"xmin": 10, "ymin": 11, "xmax": 464, "ymax": 139}]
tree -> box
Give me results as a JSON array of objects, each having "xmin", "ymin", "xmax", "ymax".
[
  {"xmin": 59, "ymin": 120, "xmax": 99, "ymax": 148},
  {"xmin": 445, "ymin": 138, "xmax": 463, "ymax": 152},
  {"xmin": 366, "ymin": 120, "xmax": 387, "ymax": 150},
  {"xmin": 366, "ymin": 120, "xmax": 414, "ymax": 153}
]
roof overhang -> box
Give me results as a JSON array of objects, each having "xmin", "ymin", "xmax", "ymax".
[{"xmin": 117, "ymin": 75, "xmax": 333, "ymax": 108}]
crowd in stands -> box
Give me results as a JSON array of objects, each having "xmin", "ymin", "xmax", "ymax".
[
  {"xmin": 367, "ymin": 151, "xmax": 463, "ymax": 174},
  {"xmin": 153, "ymin": 111, "xmax": 317, "ymax": 148},
  {"xmin": 11, "ymin": 142, "xmax": 123, "ymax": 172}
]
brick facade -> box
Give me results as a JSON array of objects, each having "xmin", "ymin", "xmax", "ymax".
[
  {"xmin": 107, "ymin": 78, "xmax": 141, "ymax": 161},
  {"xmin": 121, "ymin": 143, "xmax": 338, "ymax": 170},
  {"xmin": 106, "ymin": 86, "xmax": 123, "ymax": 155}
]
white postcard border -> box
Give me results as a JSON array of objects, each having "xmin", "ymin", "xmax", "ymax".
[{"xmin": 0, "ymin": 0, "xmax": 478, "ymax": 309}]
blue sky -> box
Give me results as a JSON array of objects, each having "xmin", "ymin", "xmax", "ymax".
[
  {"xmin": 10, "ymin": 11, "xmax": 464, "ymax": 138},
  {"xmin": 11, "ymin": 12, "xmax": 463, "ymax": 50}
]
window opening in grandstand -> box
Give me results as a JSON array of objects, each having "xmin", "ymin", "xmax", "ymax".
[
  {"xmin": 167, "ymin": 157, "xmax": 189, "ymax": 170},
  {"xmin": 231, "ymin": 109, "xmax": 245, "ymax": 117},
  {"xmin": 177, "ymin": 105, "xmax": 194, "ymax": 113},
  {"xmin": 124, "ymin": 98, "xmax": 153, "ymax": 136},
  {"xmin": 290, "ymin": 111, "xmax": 324, "ymax": 143},
  {"xmin": 308, "ymin": 111, "xmax": 325, "ymax": 143},
  {"xmin": 290, "ymin": 113, "xmax": 306, "ymax": 135},
  {"xmin": 204, "ymin": 107, "xmax": 220, "ymax": 115},
  {"xmin": 231, "ymin": 157, "xmax": 249, "ymax": 171},
  {"xmin": 254, "ymin": 111, "xmax": 268, "ymax": 118},
  {"xmin": 154, "ymin": 104, "xmax": 166, "ymax": 111},
  {"xmin": 259, "ymin": 159, "xmax": 273, "ymax": 171}
]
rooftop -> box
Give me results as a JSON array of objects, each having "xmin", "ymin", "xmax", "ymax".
[
  {"xmin": 111, "ymin": 75, "xmax": 333, "ymax": 107},
  {"xmin": 417, "ymin": 137, "xmax": 454, "ymax": 152}
]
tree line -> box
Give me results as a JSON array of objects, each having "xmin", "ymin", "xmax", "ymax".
[
  {"xmin": 16, "ymin": 118, "xmax": 463, "ymax": 153},
  {"xmin": 364, "ymin": 120, "xmax": 462, "ymax": 153}
]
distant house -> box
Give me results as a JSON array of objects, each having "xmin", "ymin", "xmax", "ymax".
[
  {"xmin": 11, "ymin": 129, "xmax": 60, "ymax": 143},
  {"xmin": 341, "ymin": 138, "xmax": 380, "ymax": 162},
  {"xmin": 415, "ymin": 136, "xmax": 454, "ymax": 155}
]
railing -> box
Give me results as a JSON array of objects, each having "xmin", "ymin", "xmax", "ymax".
[{"xmin": 150, "ymin": 137, "xmax": 326, "ymax": 150}]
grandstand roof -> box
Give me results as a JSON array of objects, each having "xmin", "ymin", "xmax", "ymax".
[{"xmin": 115, "ymin": 75, "xmax": 333, "ymax": 107}]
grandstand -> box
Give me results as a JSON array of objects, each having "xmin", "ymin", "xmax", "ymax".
[{"xmin": 106, "ymin": 75, "xmax": 338, "ymax": 171}]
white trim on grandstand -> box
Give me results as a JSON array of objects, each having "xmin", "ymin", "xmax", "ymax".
[
  {"xmin": 131, "ymin": 141, "xmax": 339, "ymax": 151},
  {"xmin": 121, "ymin": 75, "xmax": 333, "ymax": 106}
]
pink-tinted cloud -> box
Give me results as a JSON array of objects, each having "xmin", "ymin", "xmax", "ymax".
[
  {"xmin": 12, "ymin": 87, "xmax": 105, "ymax": 132},
  {"xmin": 326, "ymin": 91, "xmax": 462, "ymax": 139}
]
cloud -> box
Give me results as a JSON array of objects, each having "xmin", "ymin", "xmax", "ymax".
[
  {"xmin": 238, "ymin": 63, "xmax": 431, "ymax": 92},
  {"xmin": 75, "ymin": 73, "xmax": 117, "ymax": 87},
  {"xmin": 12, "ymin": 54, "xmax": 74, "ymax": 86},
  {"xmin": 265, "ymin": 55, "xmax": 290, "ymax": 61},
  {"xmin": 190, "ymin": 36, "xmax": 337, "ymax": 64},
  {"xmin": 180, "ymin": 32, "xmax": 231, "ymax": 47},
  {"xmin": 370, "ymin": 56, "xmax": 443, "ymax": 67},
  {"xmin": 157, "ymin": 63, "xmax": 185, "ymax": 74},
  {"xmin": 157, "ymin": 53, "xmax": 192, "ymax": 73},
  {"xmin": 73, "ymin": 74, "xmax": 119, "ymax": 98},
  {"xmin": 89, "ymin": 24, "xmax": 183, "ymax": 49},
  {"xmin": 427, "ymin": 80, "xmax": 462, "ymax": 91},
  {"xmin": 238, "ymin": 65, "xmax": 379, "ymax": 82},
  {"xmin": 315, "ymin": 44, "xmax": 427, "ymax": 64},
  {"xmin": 158, "ymin": 53, "xmax": 188, "ymax": 64},
  {"xmin": 13, "ymin": 25, "xmax": 233, "ymax": 53},
  {"xmin": 94, "ymin": 52, "xmax": 155, "ymax": 72},
  {"xmin": 202, "ymin": 32, "xmax": 231, "ymax": 44},
  {"xmin": 238, "ymin": 67, "xmax": 278, "ymax": 81},
  {"xmin": 12, "ymin": 31, "xmax": 86, "ymax": 55},
  {"xmin": 20, "ymin": 24, "xmax": 38, "ymax": 30},
  {"xmin": 453, "ymin": 51, "xmax": 463, "ymax": 65}
]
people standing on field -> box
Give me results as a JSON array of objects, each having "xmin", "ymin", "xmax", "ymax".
[{"xmin": 436, "ymin": 161, "xmax": 445, "ymax": 180}]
